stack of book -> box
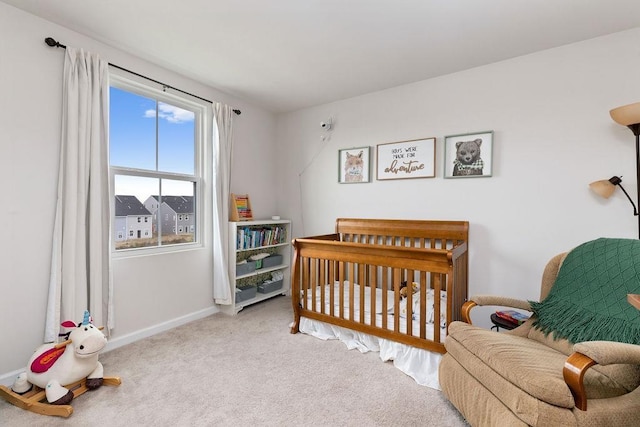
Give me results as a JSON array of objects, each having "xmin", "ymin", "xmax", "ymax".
[
  {"xmin": 494, "ymin": 310, "xmax": 530, "ymax": 326},
  {"xmin": 236, "ymin": 225, "xmax": 287, "ymax": 250}
]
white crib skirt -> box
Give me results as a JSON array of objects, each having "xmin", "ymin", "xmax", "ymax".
[{"xmin": 299, "ymin": 316, "xmax": 442, "ymax": 390}]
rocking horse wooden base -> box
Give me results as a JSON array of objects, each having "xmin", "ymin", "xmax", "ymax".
[{"xmin": 0, "ymin": 376, "xmax": 121, "ymax": 418}]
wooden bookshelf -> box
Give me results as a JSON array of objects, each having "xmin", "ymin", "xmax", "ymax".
[{"xmin": 230, "ymin": 193, "xmax": 253, "ymax": 221}]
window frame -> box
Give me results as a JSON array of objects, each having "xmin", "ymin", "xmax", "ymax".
[{"xmin": 109, "ymin": 74, "xmax": 206, "ymax": 256}]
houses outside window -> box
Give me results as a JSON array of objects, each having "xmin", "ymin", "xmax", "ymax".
[{"xmin": 110, "ymin": 75, "xmax": 203, "ymax": 251}]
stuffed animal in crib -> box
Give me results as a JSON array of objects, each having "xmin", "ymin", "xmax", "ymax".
[
  {"xmin": 399, "ymin": 281, "xmax": 419, "ymax": 299},
  {"xmin": 11, "ymin": 310, "xmax": 108, "ymax": 405}
]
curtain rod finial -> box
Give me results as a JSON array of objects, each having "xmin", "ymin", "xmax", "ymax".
[{"xmin": 45, "ymin": 37, "xmax": 65, "ymax": 49}]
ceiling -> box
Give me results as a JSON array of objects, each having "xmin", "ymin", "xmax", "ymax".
[{"xmin": 4, "ymin": 0, "xmax": 640, "ymax": 113}]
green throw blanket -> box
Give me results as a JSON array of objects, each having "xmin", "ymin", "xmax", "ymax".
[{"xmin": 530, "ymin": 238, "xmax": 640, "ymax": 344}]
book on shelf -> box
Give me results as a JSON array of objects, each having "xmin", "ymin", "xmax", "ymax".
[
  {"xmin": 495, "ymin": 310, "xmax": 530, "ymax": 325},
  {"xmin": 236, "ymin": 225, "xmax": 287, "ymax": 250}
]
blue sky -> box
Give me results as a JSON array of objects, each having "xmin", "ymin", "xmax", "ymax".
[{"xmin": 110, "ymin": 87, "xmax": 195, "ymax": 202}]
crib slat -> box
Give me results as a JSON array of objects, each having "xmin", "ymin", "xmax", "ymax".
[
  {"xmin": 370, "ymin": 265, "xmax": 377, "ymax": 327},
  {"xmin": 339, "ymin": 262, "xmax": 345, "ymax": 319},
  {"xmin": 348, "ymin": 262, "xmax": 355, "ymax": 321},
  {"xmin": 406, "ymin": 269, "xmax": 414, "ymax": 336},
  {"xmin": 319, "ymin": 259, "xmax": 326, "ymax": 314},
  {"xmin": 382, "ymin": 267, "xmax": 388, "ymax": 330},
  {"xmin": 302, "ymin": 257, "xmax": 310, "ymax": 310},
  {"xmin": 419, "ymin": 278, "xmax": 426, "ymax": 339},
  {"xmin": 359, "ymin": 263, "xmax": 365, "ymax": 324},
  {"xmin": 433, "ymin": 273, "xmax": 442, "ymax": 344},
  {"xmin": 310, "ymin": 258, "xmax": 317, "ymax": 311},
  {"xmin": 329, "ymin": 260, "xmax": 335, "ymax": 317},
  {"xmin": 393, "ymin": 268, "xmax": 401, "ymax": 333}
]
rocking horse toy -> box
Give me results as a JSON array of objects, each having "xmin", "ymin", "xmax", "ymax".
[{"xmin": 0, "ymin": 310, "xmax": 121, "ymax": 417}]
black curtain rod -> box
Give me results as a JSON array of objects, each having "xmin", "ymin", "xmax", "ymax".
[{"xmin": 45, "ymin": 37, "xmax": 241, "ymax": 115}]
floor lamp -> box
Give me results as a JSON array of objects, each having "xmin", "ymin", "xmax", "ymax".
[{"xmin": 589, "ymin": 102, "xmax": 640, "ymax": 239}]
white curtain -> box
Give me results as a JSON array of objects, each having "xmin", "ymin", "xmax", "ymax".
[
  {"xmin": 212, "ymin": 103, "xmax": 235, "ymax": 304},
  {"xmin": 44, "ymin": 47, "xmax": 112, "ymax": 342}
]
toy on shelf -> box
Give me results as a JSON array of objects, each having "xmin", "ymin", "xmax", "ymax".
[
  {"xmin": 0, "ymin": 310, "xmax": 121, "ymax": 418},
  {"xmin": 230, "ymin": 193, "xmax": 253, "ymax": 221}
]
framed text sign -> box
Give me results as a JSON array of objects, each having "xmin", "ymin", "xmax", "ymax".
[{"xmin": 376, "ymin": 137, "xmax": 436, "ymax": 180}]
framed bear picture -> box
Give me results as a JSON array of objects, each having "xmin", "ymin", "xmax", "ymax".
[
  {"xmin": 444, "ymin": 131, "xmax": 493, "ymax": 178},
  {"xmin": 338, "ymin": 146, "xmax": 371, "ymax": 183}
]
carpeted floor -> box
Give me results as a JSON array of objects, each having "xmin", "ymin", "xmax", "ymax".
[{"xmin": 0, "ymin": 295, "xmax": 468, "ymax": 426}]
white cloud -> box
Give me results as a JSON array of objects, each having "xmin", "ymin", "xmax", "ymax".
[{"xmin": 144, "ymin": 103, "xmax": 194, "ymax": 124}]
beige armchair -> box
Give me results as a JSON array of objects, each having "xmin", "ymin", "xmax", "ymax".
[{"xmin": 439, "ymin": 249, "xmax": 640, "ymax": 427}]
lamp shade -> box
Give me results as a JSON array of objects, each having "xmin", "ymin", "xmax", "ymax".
[
  {"xmin": 590, "ymin": 180, "xmax": 616, "ymax": 199},
  {"xmin": 589, "ymin": 177, "xmax": 620, "ymax": 199},
  {"xmin": 610, "ymin": 102, "xmax": 640, "ymax": 126}
]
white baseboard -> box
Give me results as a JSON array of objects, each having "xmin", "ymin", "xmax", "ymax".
[
  {"xmin": 0, "ymin": 306, "xmax": 219, "ymax": 387},
  {"xmin": 0, "ymin": 369, "xmax": 24, "ymax": 387},
  {"xmin": 103, "ymin": 306, "xmax": 219, "ymax": 353}
]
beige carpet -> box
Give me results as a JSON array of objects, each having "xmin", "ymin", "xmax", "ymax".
[{"xmin": 0, "ymin": 295, "xmax": 468, "ymax": 426}]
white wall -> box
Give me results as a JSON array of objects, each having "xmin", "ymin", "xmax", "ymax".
[
  {"xmin": 276, "ymin": 28, "xmax": 640, "ymax": 324},
  {"xmin": 0, "ymin": 3, "xmax": 278, "ymax": 380}
]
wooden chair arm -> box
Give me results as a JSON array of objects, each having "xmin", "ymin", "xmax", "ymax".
[
  {"xmin": 628, "ymin": 293, "xmax": 640, "ymax": 310},
  {"xmin": 461, "ymin": 300, "xmax": 477, "ymax": 323},
  {"xmin": 460, "ymin": 296, "xmax": 531, "ymax": 324},
  {"xmin": 563, "ymin": 352, "xmax": 596, "ymax": 411}
]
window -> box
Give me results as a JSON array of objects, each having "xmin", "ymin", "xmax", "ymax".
[{"xmin": 110, "ymin": 76, "xmax": 204, "ymax": 251}]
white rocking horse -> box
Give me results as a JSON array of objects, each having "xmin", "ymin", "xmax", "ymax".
[{"xmin": 0, "ymin": 310, "xmax": 121, "ymax": 417}]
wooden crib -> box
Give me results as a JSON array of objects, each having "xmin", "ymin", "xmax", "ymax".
[{"xmin": 290, "ymin": 218, "xmax": 469, "ymax": 354}]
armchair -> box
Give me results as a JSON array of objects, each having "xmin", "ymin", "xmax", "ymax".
[{"xmin": 439, "ymin": 239, "xmax": 640, "ymax": 426}]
